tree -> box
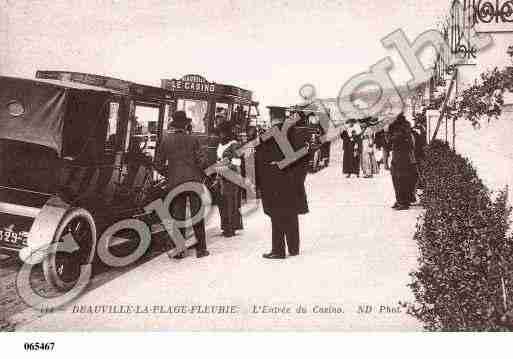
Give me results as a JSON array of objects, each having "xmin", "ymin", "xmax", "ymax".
[{"xmin": 444, "ymin": 48, "xmax": 513, "ymax": 127}]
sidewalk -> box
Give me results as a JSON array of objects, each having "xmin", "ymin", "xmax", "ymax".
[{"xmin": 20, "ymin": 142, "xmax": 422, "ymax": 331}]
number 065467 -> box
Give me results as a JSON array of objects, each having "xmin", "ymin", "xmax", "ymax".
[{"xmin": 24, "ymin": 342, "xmax": 55, "ymax": 351}]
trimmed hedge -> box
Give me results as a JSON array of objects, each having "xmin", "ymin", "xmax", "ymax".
[{"xmin": 407, "ymin": 140, "xmax": 513, "ymax": 331}]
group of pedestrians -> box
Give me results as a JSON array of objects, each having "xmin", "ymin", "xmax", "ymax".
[
  {"xmin": 341, "ymin": 119, "xmax": 383, "ymax": 178},
  {"xmin": 158, "ymin": 111, "xmax": 247, "ymax": 259},
  {"xmin": 340, "ymin": 113, "xmax": 427, "ymax": 210},
  {"xmin": 158, "ymin": 108, "xmax": 310, "ymax": 260},
  {"xmin": 158, "ymin": 108, "xmax": 426, "ymax": 262}
]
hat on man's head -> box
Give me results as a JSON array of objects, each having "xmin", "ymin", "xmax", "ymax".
[
  {"xmin": 396, "ymin": 112, "xmax": 407, "ymax": 122},
  {"xmin": 170, "ymin": 111, "xmax": 190, "ymax": 129},
  {"xmin": 214, "ymin": 120, "xmax": 235, "ymax": 137},
  {"xmin": 267, "ymin": 106, "xmax": 287, "ymax": 120}
]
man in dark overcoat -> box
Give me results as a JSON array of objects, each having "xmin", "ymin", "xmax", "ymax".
[
  {"xmin": 159, "ymin": 111, "xmax": 209, "ymax": 258},
  {"xmin": 255, "ymin": 106, "xmax": 310, "ymax": 259},
  {"xmin": 385, "ymin": 113, "xmax": 417, "ymax": 210}
]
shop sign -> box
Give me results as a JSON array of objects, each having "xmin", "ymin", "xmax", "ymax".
[
  {"xmin": 161, "ymin": 74, "xmax": 252, "ymax": 101},
  {"xmin": 161, "ymin": 74, "xmax": 216, "ymax": 93}
]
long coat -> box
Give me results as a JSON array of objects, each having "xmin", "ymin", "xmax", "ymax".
[
  {"xmin": 159, "ymin": 129, "xmax": 206, "ymax": 190},
  {"xmin": 341, "ymin": 130, "xmax": 361, "ymax": 174},
  {"xmin": 255, "ymin": 125, "xmax": 309, "ymax": 217},
  {"xmin": 389, "ymin": 119, "xmax": 416, "ymax": 171},
  {"xmin": 388, "ymin": 117, "xmax": 417, "ymax": 204}
]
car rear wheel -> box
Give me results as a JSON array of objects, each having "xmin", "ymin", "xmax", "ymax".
[{"xmin": 43, "ymin": 208, "xmax": 97, "ymax": 292}]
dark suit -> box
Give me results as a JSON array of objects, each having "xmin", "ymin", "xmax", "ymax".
[
  {"xmin": 341, "ymin": 130, "xmax": 361, "ymax": 175},
  {"xmin": 159, "ymin": 129, "xmax": 207, "ymax": 252},
  {"xmin": 388, "ymin": 118, "xmax": 417, "ymax": 206},
  {"xmin": 160, "ymin": 130, "xmax": 206, "ymax": 189},
  {"xmin": 255, "ymin": 124, "xmax": 310, "ymax": 256}
]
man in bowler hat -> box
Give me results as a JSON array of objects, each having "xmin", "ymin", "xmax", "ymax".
[
  {"xmin": 159, "ymin": 111, "xmax": 209, "ymax": 258},
  {"xmin": 255, "ymin": 106, "xmax": 310, "ymax": 259}
]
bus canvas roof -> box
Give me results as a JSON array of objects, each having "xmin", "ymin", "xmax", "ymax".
[{"xmin": 0, "ymin": 75, "xmax": 111, "ymax": 156}]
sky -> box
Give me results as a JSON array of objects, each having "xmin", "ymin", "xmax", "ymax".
[{"xmin": 1, "ymin": 0, "xmax": 508, "ymax": 116}]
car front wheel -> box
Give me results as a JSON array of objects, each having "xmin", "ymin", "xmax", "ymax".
[{"xmin": 43, "ymin": 208, "xmax": 97, "ymax": 292}]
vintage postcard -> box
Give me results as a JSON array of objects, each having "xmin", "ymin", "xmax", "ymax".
[{"xmin": 1, "ymin": 1, "xmax": 513, "ymax": 348}]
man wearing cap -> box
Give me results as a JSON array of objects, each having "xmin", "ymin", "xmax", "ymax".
[
  {"xmin": 159, "ymin": 111, "xmax": 209, "ymax": 258},
  {"xmin": 255, "ymin": 106, "xmax": 310, "ymax": 259}
]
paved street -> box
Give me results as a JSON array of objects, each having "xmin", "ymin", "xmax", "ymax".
[{"xmin": 20, "ymin": 141, "xmax": 422, "ymax": 331}]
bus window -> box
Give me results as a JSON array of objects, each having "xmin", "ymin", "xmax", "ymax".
[
  {"xmin": 105, "ymin": 102, "xmax": 119, "ymax": 151},
  {"xmin": 213, "ymin": 103, "xmax": 229, "ymax": 129},
  {"xmin": 132, "ymin": 105, "xmax": 160, "ymax": 160},
  {"xmin": 163, "ymin": 103, "xmax": 171, "ymax": 130},
  {"xmin": 250, "ymin": 104, "xmax": 259, "ymax": 118},
  {"xmin": 232, "ymin": 103, "xmax": 243, "ymax": 124},
  {"xmin": 231, "ymin": 103, "xmax": 248, "ymax": 135},
  {"xmin": 308, "ymin": 113, "xmax": 319, "ymax": 125},
  {"xmin": 176, "ymin": 99, "xmax": 208, "ymax": 134},
  {"xmin": 249, "ymin": 104, "xmax": 260, "ymax": 128}
]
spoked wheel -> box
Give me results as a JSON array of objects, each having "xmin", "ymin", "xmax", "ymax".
[{"xmin": 43, "ymin": 208, "xmax": 97, "ymax": 292}]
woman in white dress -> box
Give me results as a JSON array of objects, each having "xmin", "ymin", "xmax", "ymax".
[{"xmin": 360, "ymin": 128, "xmax": 375, "ymax": 178}]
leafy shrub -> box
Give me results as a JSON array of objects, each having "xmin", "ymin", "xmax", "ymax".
[
  {"xmin": 407, "ymin": 140, "xmax": 513, "ymax": 331},
  {"xmin": 446, "ymin": 66, "xmax": 512, "ymax": 127}
]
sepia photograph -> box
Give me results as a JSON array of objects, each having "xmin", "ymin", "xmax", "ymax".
[{"xmin": 1, "ymin": 0, "xmax": 513, "ymax": 354}]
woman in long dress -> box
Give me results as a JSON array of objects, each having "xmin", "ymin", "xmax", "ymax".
[
  {"xmin": 215, "ymin": 122, "xmax": 243, "ymax": 237},
  {"xmin": 361, "ymin": 129, "xmax": 375, "ymax": 178},
  {"xmin": 341, "ymin": 129, "xmax": 361, "ymax": 178}
]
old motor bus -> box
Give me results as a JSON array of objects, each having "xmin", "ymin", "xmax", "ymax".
[{"xmin": 0, "ymin": 71, "xmax": 176, "ymax": 291}]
